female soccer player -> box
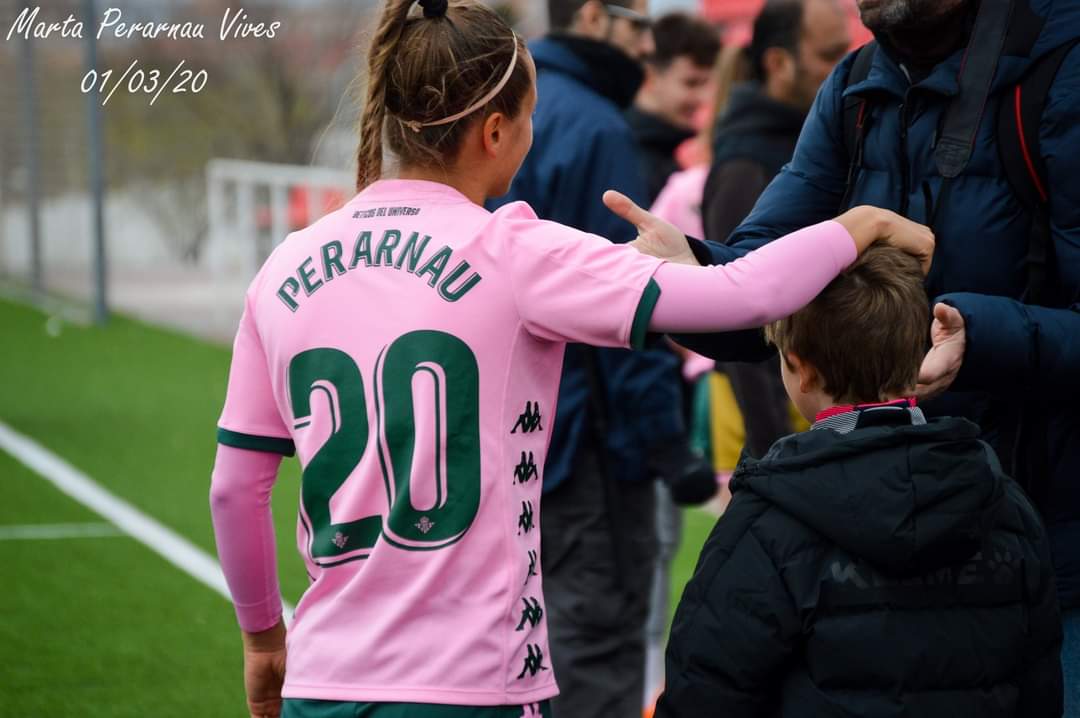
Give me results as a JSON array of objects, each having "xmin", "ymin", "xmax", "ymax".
[{"xmin": 209, "ymin": 1, "xmax": 933, "ymax": 717}]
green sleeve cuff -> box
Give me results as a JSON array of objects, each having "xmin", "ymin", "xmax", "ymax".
[
  {"xmin": 630, "ymin": 278, "xmax": 662, "ymax": 350},
  {"xmin": 217, "ymin": 427, "xmax": 296, "ymax": 457}
]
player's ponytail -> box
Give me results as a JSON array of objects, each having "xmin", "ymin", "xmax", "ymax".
[
  {"xmin": 357, "ymin": 0, "xmax": 415, "ymax": 191},
  {"xmin": 355, "ymin": 0, "xmax": 531, "ymax": 191}
]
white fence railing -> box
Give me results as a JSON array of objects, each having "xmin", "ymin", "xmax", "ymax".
[{"xmin": 204, "ymin": 159, "xmax": 352, "ymax": 279}]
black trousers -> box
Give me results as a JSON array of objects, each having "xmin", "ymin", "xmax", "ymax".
[{"xmin": 540, "ymin": 446, "xmax": 658, "ymax": 718}]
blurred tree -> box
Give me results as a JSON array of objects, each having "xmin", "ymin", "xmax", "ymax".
[{"xmin": 99, "ymin": 0, "xmax": 371, "ymax": 262}]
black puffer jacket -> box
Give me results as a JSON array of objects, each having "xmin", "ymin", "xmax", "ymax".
[{"xmin": 658, "ymin": 414, "xmax": 1063, "ymax": 717}]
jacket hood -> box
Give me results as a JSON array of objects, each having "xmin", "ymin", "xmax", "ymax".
[
  {"xmin": 734, "ymin": 418, "xmax": 1007, "ymax": 575},
  {"xmin": 624, "ymin": 107, "xmax": 694, "ymax": 154},
  {"xmin": 710, "ymin": 83, "xmax": 807, "ymax": 176},
  {"xmin": 530, "ymin": 35, "xmax": 644, "ymax": 109},
  {"xmin": 715, "ymin": 83, "xmax": 807, "ymax": 139}
]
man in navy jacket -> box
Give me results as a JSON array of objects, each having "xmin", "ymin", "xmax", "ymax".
[{"xmin": 652, "ymin": 0, "xmax": 1080, "ymax": 708}]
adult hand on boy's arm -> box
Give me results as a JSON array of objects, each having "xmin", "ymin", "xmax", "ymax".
[{"xmin": 917, "ymin": 304, "xmax": 966, "ymax": 402}]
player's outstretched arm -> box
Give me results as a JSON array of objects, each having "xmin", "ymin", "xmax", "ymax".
[
  {"xmin": 604, "ymin": 190, "xmax": 933, "ymax": 275},
  {"xmin": 601, "ymin": 191, "xmax": 934, "ymax": 334}
]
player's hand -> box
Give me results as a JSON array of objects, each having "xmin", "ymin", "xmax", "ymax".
[
  {"xmin": 836, "ymin": 206, "xmax": 935, "ymax": 275},
  {"xmin": 242, "ymin": 620, "xmax": 287, "ymax": 718},
  {"xmin": 603, "ymin": 190, "xmax": 700, "ymax": 266},
  {"xmin": 917, "ymin": 303, "xmax": 966, "ymax": 402}
]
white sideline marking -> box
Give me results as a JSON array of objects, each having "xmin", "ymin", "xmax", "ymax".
[
  {"xmin": 0, "ymin": 522, "xmax": 123, "ymax": 540},
  {"xmin": 0, "ymin": 421, "xmax": 294, "ymax": 623}
]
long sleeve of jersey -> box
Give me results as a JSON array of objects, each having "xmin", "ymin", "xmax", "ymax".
[
  {"xmin": 210, "ymin": 444, "xmax": 283, "ymax": 633},
  {"xmin": 649, "ymin": 220, "xmax": 856, "ymax": 333}
]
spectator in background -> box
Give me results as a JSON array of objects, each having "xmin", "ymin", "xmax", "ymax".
[
  {"xmin": 628, "ymin": 12, "xmax": 721, "ymax": 205},
  {"xmin": 489, "ymin": 2, "xmax": 712, "ymax": 716},
  {"xmin": 629, "ymin": 13, "xmax": 721, "ymax": 709},
  {"xmin": 705, "ymin": 0, "xmax": 849, "ymax": 460}
]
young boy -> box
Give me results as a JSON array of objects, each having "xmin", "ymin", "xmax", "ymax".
[{"xmin": 656, "ymin": 245, "xmax": 1064, "ymax": 717}]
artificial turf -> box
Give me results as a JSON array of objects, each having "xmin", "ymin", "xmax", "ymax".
[{"xmin": 0, "ymin": 297, "xmax": 714, "ymax": 715}]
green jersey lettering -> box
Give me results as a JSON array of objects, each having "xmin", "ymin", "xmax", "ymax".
[
  {"xmin": 375, "ymin": 230, "xmax": 402, "ymax": 267},
  {"xmin": 321, "ymin": 241, "xmax": 347, "ymax": 282},
  {"xmin": 349, "ymin": 231, "xmax": 374, "ymax": 269},
  {"xmin": 415, "ymin": 245, "xmax": 453, "ymax": 288}
]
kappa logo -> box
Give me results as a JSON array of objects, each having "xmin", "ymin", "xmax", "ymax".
[
  {"xmin": 987, "ymin": 549, "xmax": 1018, "ymax": 585},
  {"xmin": 511, "ymin": 402, "xmax": 543, "ymax": 434},
  {"xmin": 516, "ymin": 644, "xmax": 549, "ymax": 679},
  {"xmin": 518, "ymin": 704, "xmax": 543, "ymax": 718},
  {"xmin": 517, "ymin": 500, "xmax": 535, "ymax": 535},
  {"xmin": 829, "ymin": 546, "xmax": 1024, "ymax": 592},
  {"xmin": 513, "ymin": 452, "xmax": 539, "ymax": 485},
  {"xmin": 515, "ymin": 597, "xmax": 544, "ymax": 631},
  {"xmin": 525, "ymin": 550, "xmax": 538, "ymax": 585}
]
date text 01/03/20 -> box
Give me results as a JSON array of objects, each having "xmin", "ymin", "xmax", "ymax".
[{"xmin": 81, "ymin": 60, "xmax": 207, "ymax": 107}]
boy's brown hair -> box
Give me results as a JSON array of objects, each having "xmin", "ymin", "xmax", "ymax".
[{"xmin": 764, "ymin": 243, "xmax": 929, "ymax": 404}]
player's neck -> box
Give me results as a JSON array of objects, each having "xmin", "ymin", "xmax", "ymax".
[{"xmin": 398, "ymin": 165, "xmax": 488, "ymax": 206}]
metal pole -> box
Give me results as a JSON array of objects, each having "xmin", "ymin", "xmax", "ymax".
[
  {"xmin": 19, "ymin": 36, "xmax": 43, "ymax": 299},
  {"xmin": 83, "ymin": 0, "xmax": 108, "ymax": 324}
]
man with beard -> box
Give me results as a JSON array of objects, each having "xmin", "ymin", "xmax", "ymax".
[
  {"xmin": 489, "ymin": 2, "xmax": 712, "ymax": 716},
  {"xmin": 641, "ymin": 0, "xmax": 1080, "ymax": 713},
  {"xmin": 704, "ymin": 0, "xmax": 849, "ymax": 463}
]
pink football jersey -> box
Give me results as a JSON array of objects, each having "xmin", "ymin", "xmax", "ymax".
[{"xmin": 216, "ymin": 179, "xmax": 663, "ymax": 705}]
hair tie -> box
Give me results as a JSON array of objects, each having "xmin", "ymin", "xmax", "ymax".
[{"xmin": 418, "ymin": 0, "xmax": 449, "ymax": 18}]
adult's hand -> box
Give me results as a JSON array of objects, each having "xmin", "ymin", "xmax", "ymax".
[
  {"xmin": 603, "ymin": 190, "xmax": 700, "ymax": 266},
  {"xmin": 836, "ymin": 206, "xmax": 936, "ymax": 275},
  {"xmin": 242, "ymin": 620, "xmax": 287, "ymax": 718},
  {"xmin": 917, "ymin": 303, "xmax": 966, "ymax": 402}
]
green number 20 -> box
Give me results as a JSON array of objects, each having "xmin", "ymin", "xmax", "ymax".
[{"xmin": 288, "ymin": 330, "xmax": 481, "ymax": 567}]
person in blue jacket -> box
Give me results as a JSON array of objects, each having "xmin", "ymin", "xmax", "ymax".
[
  {"xmin": 488, "ymin": 1, "xmax": 714, "ymax": 716},
  {"xmin": 634, "ymin": 0, "xmax": 1080, "ymax": 711}
]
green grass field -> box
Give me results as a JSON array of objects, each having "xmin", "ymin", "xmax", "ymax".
[{"xmin": 0, "ymin": 297, "xmax": 715, "ymax": 716}]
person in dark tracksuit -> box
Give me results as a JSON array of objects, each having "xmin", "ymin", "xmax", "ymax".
[
  {"xmin": 658, "ymin": 245, "xmax": 1064, "ymax": 718},
  {"xmin": 626, "ymin": 12, "xmax": 721, "ymax": 704}
]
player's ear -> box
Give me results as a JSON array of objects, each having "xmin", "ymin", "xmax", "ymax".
[{"xmin": 481, "ymin": 111, "xmax": 505, "ymax": 158}]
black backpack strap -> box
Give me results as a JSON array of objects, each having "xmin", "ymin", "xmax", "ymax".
[
  {"xmin": 997, "ymin": 37, "xmax": 1080, "ymax": 305},
  {"xmin": 840, "ymin": 42, "xmax": 877, "ymax": 211},
  {"xmin": 934, "ymin": 0, "xmax": 1015, "ymax": 178}
]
